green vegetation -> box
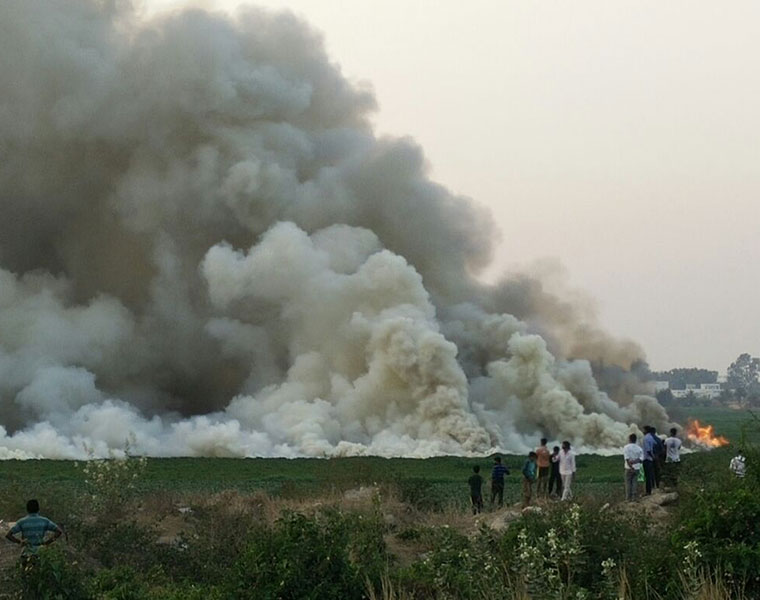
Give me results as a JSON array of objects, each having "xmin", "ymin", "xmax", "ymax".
[
  {"xmin": 670, "ymin": 405, "xmax": 760, "ymax": 444},
  {"xmin": 0, "ymin": 408, "xmax": 758, "ymax": 599}
]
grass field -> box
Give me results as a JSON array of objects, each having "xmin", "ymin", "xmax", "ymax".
[
  {"xmin": 0, "ymin": 406, "xmax": 756, "ymax": 599},
  {"xmin": 670, "ymin": 404, "xmax": 760, "ymax": 444},
  {"xmin": 0, "ymin": 402, "xmax": 754, "ymax": 519}
]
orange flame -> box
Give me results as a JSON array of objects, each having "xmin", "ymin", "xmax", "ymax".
[{"xmin": 686, "ymin": 419, "xmax": 729, "ymax": 448}]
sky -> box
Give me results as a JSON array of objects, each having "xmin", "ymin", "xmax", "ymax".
[{"xmin": 143, "ymin": 0, "xmax": 760, "ymax": 373}]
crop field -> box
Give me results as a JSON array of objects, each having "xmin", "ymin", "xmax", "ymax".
[
  {"xmin": 0, "ymin": 448, "xmax": 731, "ymax": 519},
  {"xmin": 673, "ymin": 405, "xmax": 760, "ymax": 444},
  {"xmin": 0, "ymin": 407, "xmax": 756, "ymax": 599},
  {"xmin": 0, "ymin": 406, "xmax": 753, "ymax": 510}
]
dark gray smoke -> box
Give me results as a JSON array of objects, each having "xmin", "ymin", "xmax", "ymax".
[{"xmin": 0, "ymin": 1, "xmax": 671, "ymax": 458}]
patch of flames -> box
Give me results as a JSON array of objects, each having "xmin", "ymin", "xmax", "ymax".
[{"xmin": 686, "ymin": 419, "xmax": 729, "ymax": 448}]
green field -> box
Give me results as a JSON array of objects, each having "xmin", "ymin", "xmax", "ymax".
[
  {"xmin": 670, "ymin": 405, "xmax": 760, "ymax": 444},
  {"xmin": 0, "ymin": 406, "xmax": 756, "ymax": 599},
  {"xmin": 0, "ymin": 405, "xmax": 754, "ymax": 518}
]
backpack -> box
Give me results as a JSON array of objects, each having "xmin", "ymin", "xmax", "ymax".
[{"xmin": 653, "ymin": 435, "xmax": 665, "ymax": 459}]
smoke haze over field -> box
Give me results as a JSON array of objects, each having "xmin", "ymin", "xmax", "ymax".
[{"xmin": 0, "ymin": 1, "xmax": 671, "ymax": 458}]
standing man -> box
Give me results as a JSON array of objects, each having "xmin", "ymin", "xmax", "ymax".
[
  {"xmin": 651, "ymin": 426, "xmax": 665, "ymax": 488},
  {"xmin": 522, "ymin": 452, "xmax": 538, "ymax": 507},
  {"xmin": 535, "ymin": 438, "xmax": 551, "ymax": 498},
  {"xmin": 623, "ymin": 433, "xmax": 644, "ymax": 501},
  {"xmin": 663, "ymin": 427, "xmax": 682, "ymax": 487},
  {"xmin": 490, "ymin": 456, "xmax": 510, "ymax": 509},
  {"xmin": 468, "ymin": 465, "xmax": 484, "ymax": 515},
  {"xmin": 558, "ymin": 441, "xmax": 576, "ymax": 501},
  {"xmin": 5, "ymin": 499, "xmax": 63, "ymax": 562},
  {"xmin": 548, "ymin": 445, "xmax": 562, "ymax": 498},
  {"xmin": 642, "ymin": 426, "xmax": 657, "ymax": 495}
]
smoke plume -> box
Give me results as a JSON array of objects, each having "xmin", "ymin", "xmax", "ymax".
[{"xmin": 0, "ymin": 1, "xmax": 671, "ymax": 458}]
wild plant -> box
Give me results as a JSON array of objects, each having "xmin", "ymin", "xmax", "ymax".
[
  {"xmin": 514, "ymin": 503, "xmax": 584, "ymax": 600},
  {"xmin": 75, "ymin": 439, "xmax": 147, "ymax": 518}
]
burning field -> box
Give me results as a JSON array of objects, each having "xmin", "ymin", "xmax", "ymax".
[{"xmin": 685, "ymin": 419, "xmax": 730, "ymax": 448}]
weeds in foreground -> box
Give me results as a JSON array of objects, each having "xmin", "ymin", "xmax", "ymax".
[{"xmin": 3, "ymin": 440, "xmax": 759, "ymax": 600}]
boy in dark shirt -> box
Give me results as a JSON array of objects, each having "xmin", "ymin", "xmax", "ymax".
[
  {"xmin": 548, "ymin": 446, "xmax": 562, "ymax": 498},
  {"xmin": 490, "ymin": 456, "xmax": 510, "ymax": 508},
  {"xmin": 468, "ymin": 466, "xmax": 484, "ymax": 514},
  {"xmin": 522, "ymin": 451, "xmax": 538, "ymax": 507}
]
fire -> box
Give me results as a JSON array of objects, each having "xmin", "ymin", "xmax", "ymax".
[{"xmin": 685, "ymin": 419, "xmax": 729, "ymax": 448}]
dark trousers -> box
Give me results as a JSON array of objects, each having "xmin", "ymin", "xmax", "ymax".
[
  {"xmin": 653, "ymin": 457, "xmax": 662, "ymax": 488},
  {"xmin": 470, "ymin": 493, "xmax": 483, "ymax": 514},
  {"xmin": 491, "ymin": 482, "xmax": 504, "ymax": 508},
  {"xmin": 663, "ymin": 461, "xmax": 680, "ymax": 487},
  {"xmin": 643, "ymin": 460, "xmax": 655, "ymax": 495},
  {"xmin": 548, "ymin": 468, "xmax": 562, "ymax": 497}
]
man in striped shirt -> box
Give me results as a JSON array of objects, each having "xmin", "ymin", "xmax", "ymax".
[{"xmin": 5, "ymin": 499, "xmax": 62, "ymax": 557}]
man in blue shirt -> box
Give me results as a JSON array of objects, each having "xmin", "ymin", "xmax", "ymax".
[
  {"xmin": 642, "ymin": 426, "xmax": 657, "ymax": 496},
  {"xmin": 5, "ymin": 499, "xmax": 62, "ymax": 559},
  {"xmin": 490, "ymin": 456, "xmax": 510, "ymax": 509}
]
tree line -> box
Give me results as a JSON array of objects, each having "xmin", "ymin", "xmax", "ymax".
[{"xmin": 652, "ymin": 353, "xmax": 760, "ymax": 407}]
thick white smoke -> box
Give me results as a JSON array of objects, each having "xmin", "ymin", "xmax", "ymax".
[{"xmin": 0, "ymin": 1, "xmax": 671, "ymax": 459}]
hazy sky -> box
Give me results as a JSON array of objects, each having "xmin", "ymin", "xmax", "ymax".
[{"xmin": 145, "ymin": 0, "xmax": 760, "ymax": 372}]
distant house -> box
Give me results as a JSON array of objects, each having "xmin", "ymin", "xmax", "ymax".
[
  {"xmin": 654, "ymin": 381, "xmax": 670, "ymax": 393},
  {"xmin": 671, "ymin": 383, "xmax": 722, "ymax": 400}
]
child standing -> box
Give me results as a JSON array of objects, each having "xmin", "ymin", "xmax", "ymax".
[
  {"xmin": 522, "ymin": 452, "xmax": 538, "ymax": 507},
  {"xmin": 468, "ymin": 465, "xmax": 484, "ymax": 514}
]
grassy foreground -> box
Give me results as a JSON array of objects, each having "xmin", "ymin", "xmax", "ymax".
[{"xmin": 0, "ymin": 408, "xmax": 756, "ymax": 599}]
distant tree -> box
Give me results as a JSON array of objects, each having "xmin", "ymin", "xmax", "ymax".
[
  {"xmin": 651, "ymin": 368, "xmax": 718, "ymax": 390},
  {"xmin": 655, "ymin": 388, "xmax": 674, "ymax": 406},
  {"xmin": 727, "ymin": 353, "xmax": 760, "ymax": 399}
]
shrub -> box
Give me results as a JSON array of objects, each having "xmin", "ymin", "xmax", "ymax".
[
  {"xmin": 76, "ymin": 452, "xmax": 148, "ymax": 519},
  {"xmin": 15, "ymin": 546, "xmax": 89, "ymax": 600},
  {"xmin": 674, "ymin": 480, "xmax": 760, "ymax": 594},
  {"xmin": 225, "ymin": 510, "xmax": 387, "ymax": 600}
]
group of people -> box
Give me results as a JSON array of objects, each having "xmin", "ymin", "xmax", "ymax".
[
  {"xmin": 467, "ymin": 426, "xmax": 694, "ymax": 512},
  {"xmin": 467, "ymin": 439, "xmax": 577, "ymax": 513},
  {"xmin": 469, "ymin": 424, "xmax": 752, "ymax": 514},
  {"xmin": 623, "ymin": 426, "xmax": 682, "ymax": 501}
]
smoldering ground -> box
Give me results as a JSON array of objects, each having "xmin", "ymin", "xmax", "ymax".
[{"xmin": 0, "ymin": 1, "xmax": 671, "ymax": 458}]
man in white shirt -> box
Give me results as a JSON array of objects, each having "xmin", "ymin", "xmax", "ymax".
[
  {"xmin": 623, "ymin": 433, "xmax": 644, "ymax": 501},
  {"xmin": 663, "ymin": 427, "xmax": 682, "ymax": 488},
  {"xmin": 558, "ymin": 440, "xmax": 576, "ymax": 501},
  {"xmin": 730, "ymin": 452, "xmax": 746, "ymax": 478}
]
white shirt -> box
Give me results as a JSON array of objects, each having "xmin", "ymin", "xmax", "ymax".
[
  {"xmin": 664, "ymin": 436, "xmax": 682, "ymax": 462},
  {"xmin": 623, "ymin": 443, "xmax": 644, "ymax": 470},
  {"xmin": 558, "ymin": 449, "xmax": 576, "ymax": 475},
  {"xmin": 730, "ymin": 455, "xmax": 746, "ymax": 478}
]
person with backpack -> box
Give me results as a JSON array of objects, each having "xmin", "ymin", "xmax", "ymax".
[{"xmin": 650, "ymin": 426, "xmax": 665, "ymax": 488}]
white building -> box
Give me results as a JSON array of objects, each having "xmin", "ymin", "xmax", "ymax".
[{"xmin": 670, "ymin": 383, "xmax": 722, "ymax": 400}]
